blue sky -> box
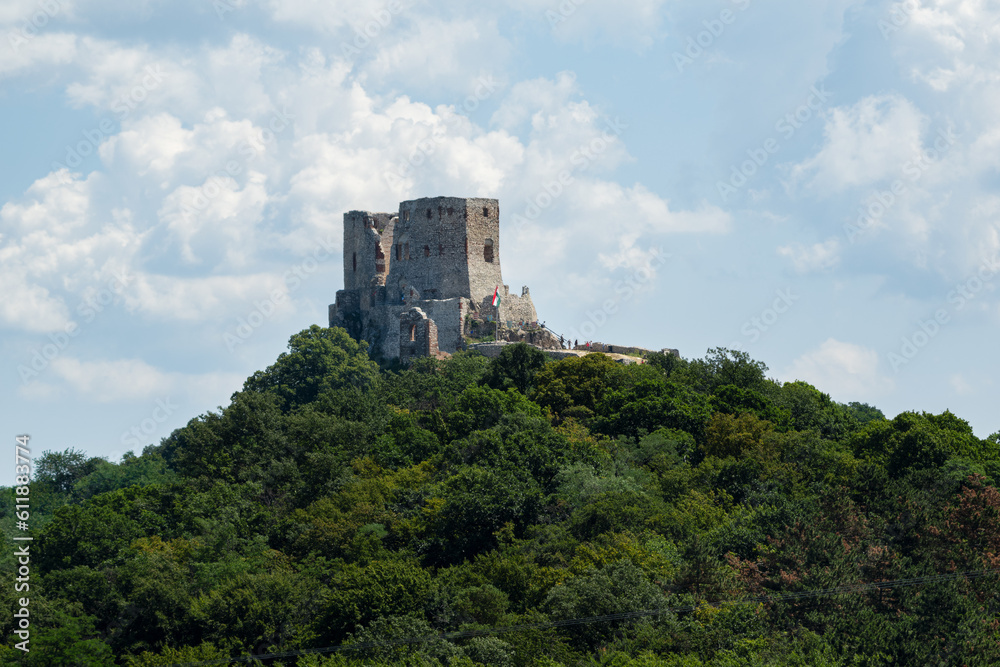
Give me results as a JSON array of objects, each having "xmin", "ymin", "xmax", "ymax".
[{"xmin": 2, "ymin": 0, "xmax": 998, "ymax": 471}]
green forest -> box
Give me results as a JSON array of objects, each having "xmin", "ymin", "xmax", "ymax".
[{"xmin": 4, "ymin": 325, "xmax": 1000, "ymax": 666}]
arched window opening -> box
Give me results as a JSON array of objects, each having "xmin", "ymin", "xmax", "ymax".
[
  {"xmin": 483, "ymin": 206, "xmax": 489, "ymax": 217},
  {"xmin": 424, "ymin": 245, "xmax": 430, "ymax": 257},
  {"xmin": 410, "ymin": 324, "xmax": 416, "ymax": 341}
]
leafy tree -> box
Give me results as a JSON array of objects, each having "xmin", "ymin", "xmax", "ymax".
[
  {"xmin": 345, "ymin": 614, "xmax": 464, "ymax": 664},
  {"xmin": 845, "ymin": 401, "xmax": 885, "ymax": 427},
  {"xmin": 702, "ymin": 412, "xmax": 776, "ymax": 460},
  {"xmin": 593, "ymin": 380, "xmax": 713, "ymax": 442},
  {"xmin": 372, "ymin": 409, "xmax": 441, "ymax": 468},
  {"xmin": 543, "ymin": 560, "xmax": 667, "ymax": 649},
  {"xmin": 446, "ymin": 385, "xmax": 544, "ymax": 440},
  {"xmin": 775, "ymin": 381, "xmax": 858, "ymax": 440},
  {"xmin": 384, "ymin": 350, "xmax": 490, "ymax": 411},
  {"xmin": 532, "ymin": 354, "xmax": 625, "ymax": 422},
  {"xmin": 317, "ymin": 559, "xmax": 433, "ymax": 641},
  {"xmin": 38, "ymin": 484, "xmax": 194, "ymax": 571},
  {"xmin": 124, "ymin": 643, "xmax": 228, "ymax": 666},
  {"xmin": 15, "ymin": 606, "xmax": 115, "ymax": 666},
  {"xmin": 71, "ymin": 449, "xmax": 179, "ymax": 501},
  {"xmin": 34, "ymin": 448, "xmax": 105, "ymax": 494},
  {"xmin": 161, "ymin": 390, "xmax": 286, "ymax": 482},
  {"xmin": 645, "ymin": 351, "xmax": 686, "ymax": 378},
  {"xmin": 189, "ymin": 569, "xmax": 318, "ymax": 655},
  {"xmin": 851, "ymin": 410, "xmax": 993, "ymax": 477},
  {"xmin": 481, "ymin": 343, "xmax": 549, "ymax": 394},
  {"xmin": 243, "ymin": 325, "xmax": 380, "ymax": 409},
  {"xmin": 709, "ymin": 385, "xmax": 791, "ymax": 431},
  {"xmin": 424, "ymin": 465, "xmax": 543, "ymax": 564},
  {"xmin": 679, "ymin": 348, "xmax": 774, "ymax": 396}
]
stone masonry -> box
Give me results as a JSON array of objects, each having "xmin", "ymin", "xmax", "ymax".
[{"xmin": 330, "ymin": 196, "xmax": 539, "ymax": 360}]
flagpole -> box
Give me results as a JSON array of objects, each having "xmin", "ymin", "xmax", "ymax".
[{"xmin": 492, "ymin": 285, "xmax": 501, "ymax": 343}]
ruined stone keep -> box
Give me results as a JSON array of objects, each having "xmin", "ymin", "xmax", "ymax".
[{"xmin": 329, "ymin": 196, "xmax": 538, "ymax": 359}]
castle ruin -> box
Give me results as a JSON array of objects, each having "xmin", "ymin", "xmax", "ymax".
[{"xmin": 329, "ymin": 196, "xmax": 542, "ymax": 360}]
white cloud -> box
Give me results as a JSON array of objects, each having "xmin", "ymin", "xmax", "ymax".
[
  {"xmin": 0, "ymin": 32, "xmax": 77, "ymax": 76},
  {"xmin": 950, "ymin": 373, "xmax": 973, "ymax": 395},
  {"xmin": 126, "ymin": 272, "xmax": 292, "ymax": 322},
  {"xmin": 101, "ymin": 112, "xmax": 194, "ymax": 176},
  {"xmin": 788, "ymin": 94, "xmax": 927, "ymax": 194},
  {"xmin": 364, "ymin": 16, "xmax": 511, "ymax": 92},
  {"xmin": 49, "ymin": 356, "xmax": 171, "ymax": 402},
  {"xmin": 20, "ymin": 356, "xmax": 245, "ymax": 405},
  {"xmin": 0, "ymin": 270, "xmax": 72, "ymax": 332},
  {"xmin": 262, "ymin": 0, "xmax": 398, "ymax": 36},
  {"xmin": 158, "ymin": 171, "xmax": 270, "ymax": 266},
  {"xmin": 890, "ymin": 0, "xmax": 1000, "ymax": 92},
  {"xmin": 781, "ymin": 338, "xmax": 895, "ymax": 400},
  {"xmin": 777, "ymin": 237, "xmax": 841, "ymax": 273}
]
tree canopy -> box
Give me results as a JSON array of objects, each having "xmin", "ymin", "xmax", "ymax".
[{"xmin": 5, "ymin": 332, "xmax": 998, "ymax": 667}]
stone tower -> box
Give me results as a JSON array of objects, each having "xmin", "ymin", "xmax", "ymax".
[{"xmin": 330, "ymin": 196, "xmax": 539, "ymax": 359}]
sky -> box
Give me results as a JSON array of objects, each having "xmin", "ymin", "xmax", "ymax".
[{"xmin": 1, "ymin": 0, "xmax": 998, "ymax": 472}]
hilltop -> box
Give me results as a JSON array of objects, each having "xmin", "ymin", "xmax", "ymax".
[{"xmin": 2, "ymin": 325, "xmax": 999, "ymax": 666}]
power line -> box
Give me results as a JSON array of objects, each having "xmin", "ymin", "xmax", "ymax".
[{"xmin": 171, "ymin": 567, "xmax": 1000, "ymax": 667}]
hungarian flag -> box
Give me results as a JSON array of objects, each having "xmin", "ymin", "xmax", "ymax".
[{"xmin": 491, "ymin": 286, "xmax": 501, "ymax": 308}]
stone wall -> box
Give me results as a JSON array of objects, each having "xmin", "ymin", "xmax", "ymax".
[
  {"xmin": 399, "ymin": 308, "xmax": 439, "ymax": 363},
  {"xmin": 573, "ymin": 341, "xmax": 652, "ymax": 356},
  {"xmin": 343, "ymin": 210, "xmax": 395, "ymax": 292},
  {"xmin": 389, "ymin": 197, "xmax": 501, "ymax": 303},
  {"xmin": 462, "ymin": 197, "xmax": 504, "ymax": 307},
  {"xmin": 498, "ymin": 285, "xmax": 538, "ymax": 325},
  {"xmin": 420, "ymin": 297, "xmax": 467, "ymax": 353}
]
